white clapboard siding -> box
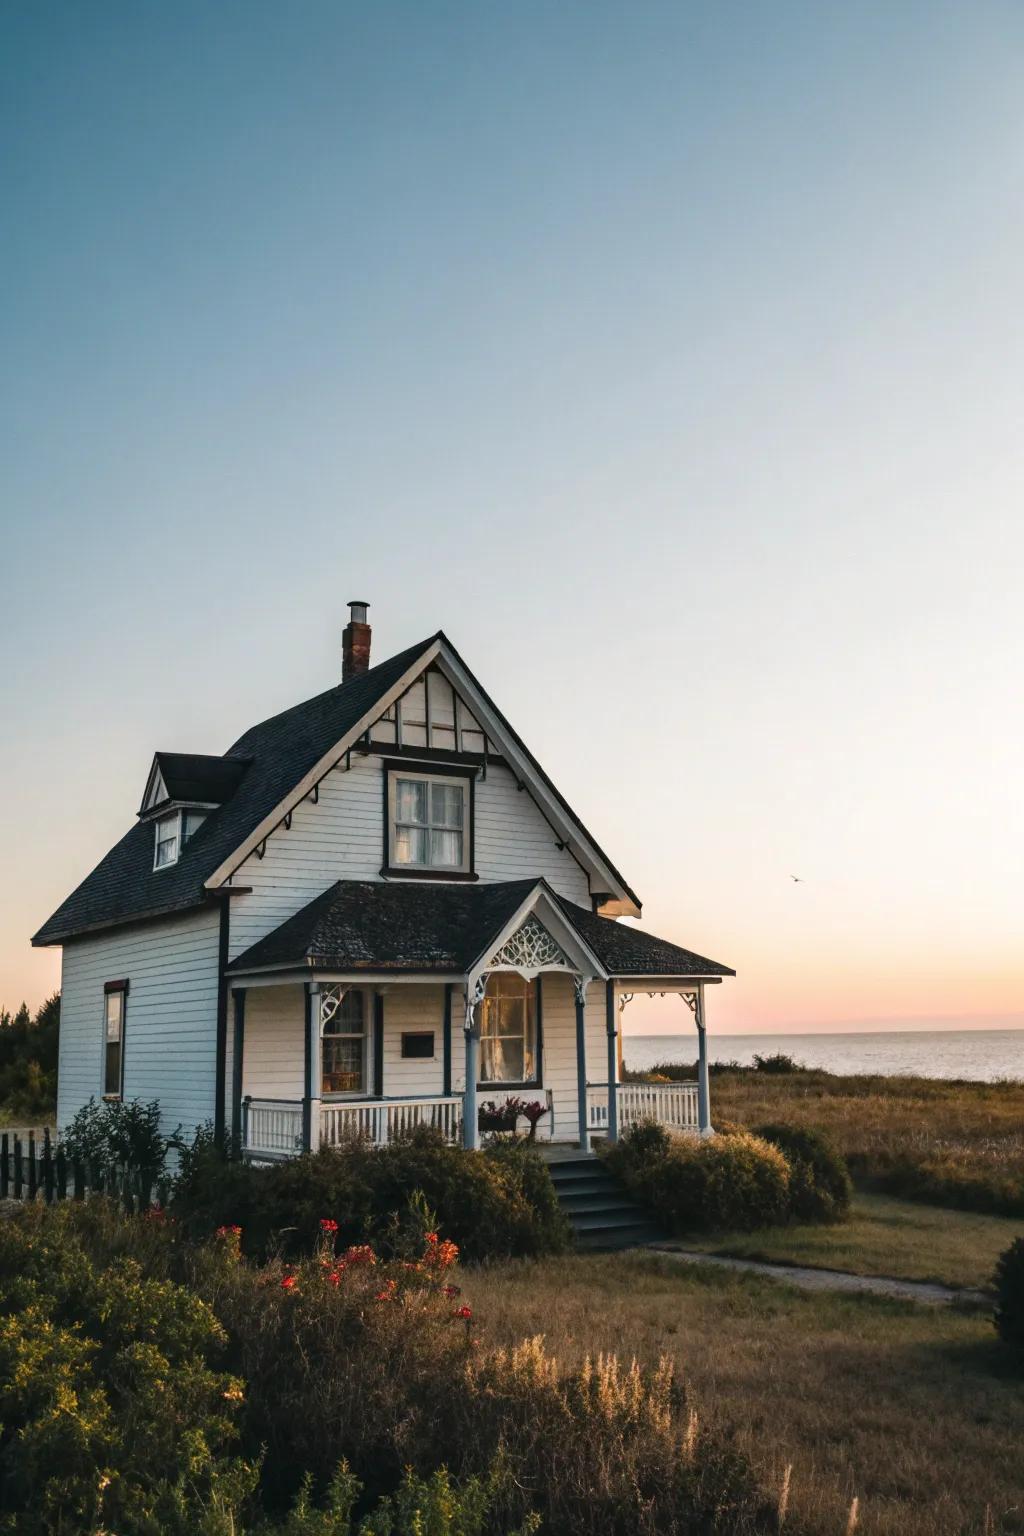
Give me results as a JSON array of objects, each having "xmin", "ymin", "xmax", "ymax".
[
  {"xmin": 240, "ymin": 984, "xmax": 305, "ymax": 1101},
  {"xmin": 228, "ymin": 754, "xmax": 591, "ymax": 959},
  {"xmin": 58, "ymin": 908, "xmax": 221, "ymax": 1140},
  {"xmin": 380, "ymin": 986, "xmax": 446, "ymax": 1099}
]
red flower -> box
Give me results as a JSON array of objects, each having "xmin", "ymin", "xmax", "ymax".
[
  {"xmin": 215, "ymin": 1224, "xmax": 242, "ymax": 1239},
  {"xmin": 319, "ymin": 1218, "xmax": 339, "ymax": 1234},
  {"xmin": 375, "ymin": 1279, "xmax": 398, "ymax": 1302},
  {"xmin": 424, "ymin": 1238, "xmax": 459, "ymax": 1271},
  {"xmin": 425, "ymin": 1231, "xmax": 439, "ymax": 1244},
  {"xmin": 342, "ymin": 1244, "xmax": 377, "ymax": 1267},
  {"xmin": 452, "ymin": 1305, "xmax": 472, "ymax": 1321},
  {"xmin": 443, "ymin": 1284, "xmax": 461, "ymax": 1299},
  {"xmin": 281, "ymin": 1273, "xmax": 298, "ymax": 1292}
]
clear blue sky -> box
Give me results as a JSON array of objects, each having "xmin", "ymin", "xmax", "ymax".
[{"xmin": 4, "ymin": 2, "xmax": 1024, "ymax": 1033}]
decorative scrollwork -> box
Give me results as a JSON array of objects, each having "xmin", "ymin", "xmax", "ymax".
[
  {"xmin": 487, "ymin": 915, "xmax": 572, "ymax": 974},
  {"xmin": 619, "ymin": 992, "xmax": 635, "ymax": 1014},
  {"xmin": 319, "ymin": 984, "xmax": 346, "ymax": 1028},
  {"xmin": 680, "ymin": 990, "xmax": 698, "ymax": 1015}
]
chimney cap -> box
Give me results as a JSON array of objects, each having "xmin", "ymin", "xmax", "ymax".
[{"xmin": 347, "ymin": 600, "xmax": 370, "ymax": 623}]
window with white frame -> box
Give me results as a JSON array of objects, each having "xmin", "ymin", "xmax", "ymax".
[
  {"xmin": 103, "ymin": 983, "xmax": 127, "ymax": 1098},
  {"xmin": 321, "ymin": 990, "xmax": 366, "ymax": 1095},
  {"xmin": 153, "ymin": 809, "xmax": 208, "ymax": 869},
  {"xmin": 388, "ymin": 772, "xmax": 470, "ymax": 872},
  {"xmin": 479, "ymin": 973, "xmax": 538, "ymax": 1085}
]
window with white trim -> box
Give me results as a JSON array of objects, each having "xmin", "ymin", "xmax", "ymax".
[
  {"xmin": 388, "ymin": 771, "xmax": 470, "ymax": 872},
  {"xmin": 321, "ymin": 990, "xmax": 366, "ymax": 1095},
  {"xmin": 479, "ymin": 973, "xmax": 538, "ymax": 1085},
  {"xmin": 153, "ymin": 809, "xmax": 208, "ymax": 870}
]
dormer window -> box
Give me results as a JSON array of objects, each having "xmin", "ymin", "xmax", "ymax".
[
  {"xmin": 153, "ymin": 808, "xmax": 208, "ymax": 870},
  {"xmin": 154, "ymin": 813, "xmax": 179, "ymax": 869}
]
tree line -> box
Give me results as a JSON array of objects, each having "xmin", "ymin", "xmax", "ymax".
[{"xmin": 0, "ymin": 993, "xmax": 58, "ymax": 1121}]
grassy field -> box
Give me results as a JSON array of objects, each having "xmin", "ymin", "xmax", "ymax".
[
  {"xmin": 468, "ymin": 1251, "xmax": 1023, "ymax": 1536},
  {"xmin": 628, "ymin": 1060, "xmax": 1024, "ymax": 1215},
  {"xmin": 686, "ymin": 1191, "xmax": 1021, "ymax": 1291}
]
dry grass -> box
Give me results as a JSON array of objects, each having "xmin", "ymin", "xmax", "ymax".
[
  {"xmin": 647, "ymin": 1066, "xmax": 1024, "ymax": 1215},
  {"xmin": 686, "ymin": 1192, "xmax": 1021, "ymax": 1291},
  {"xmin": 467, "ymin": 1251, "xmax": 1024, "ymax": 1536}
]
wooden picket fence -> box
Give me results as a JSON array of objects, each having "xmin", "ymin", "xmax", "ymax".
[{"xmin": 0, "ymin": 1129, "xmax": 167, "ymax": 1211}]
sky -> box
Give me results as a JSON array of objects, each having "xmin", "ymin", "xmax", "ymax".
[{"xmin": 3, "ymin": 2, "xmax": 1023, "ymax": 1036}]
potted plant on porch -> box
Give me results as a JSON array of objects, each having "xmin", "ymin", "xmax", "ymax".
[{"xmin": 478, "ymin": 1096, "xmax": 550, "ymax": 1140}]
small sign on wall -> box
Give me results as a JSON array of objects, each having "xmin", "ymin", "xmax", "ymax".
[{"xmin": 401, "ymin": 1032, "xmax": 434, "ymax": 1060}]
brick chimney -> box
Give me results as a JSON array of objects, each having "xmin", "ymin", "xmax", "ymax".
[{"xmin": 342, "ymin": 601, "xmax": 371, "ymax": 682}]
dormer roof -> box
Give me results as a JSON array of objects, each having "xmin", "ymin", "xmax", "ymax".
[{"xmin": 140, "ymin": 752, "xmax": 252, "ymax": 816}]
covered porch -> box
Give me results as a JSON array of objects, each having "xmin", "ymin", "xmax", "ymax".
[{"xmin": 224, "ymin": 878, "xmax": 729, "ymax": 1159}]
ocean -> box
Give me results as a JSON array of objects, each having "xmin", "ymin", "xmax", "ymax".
[{"xmin": 623, "ymin": 1029, "xmax": 1024, "ymax": 1083}]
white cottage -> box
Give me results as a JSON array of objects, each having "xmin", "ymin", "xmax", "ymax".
[{"xmin": 34, "ymin": 605, "xmax": 733, "ymax": 1159}]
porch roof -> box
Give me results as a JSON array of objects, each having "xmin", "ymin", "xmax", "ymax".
[{"xmin": 226, "ymin": 878, "xmax": 735, "ymax": 979}]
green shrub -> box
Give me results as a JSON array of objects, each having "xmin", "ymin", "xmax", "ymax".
[
  {"xmin": 993, "ymin": 1237, "xmax": 1024, "ymax": 1357},
  {"xmin": 171, "ymin": 1127, "xmax": 570, "ymax": 1263},
  {"xmin": 603, "ymin": 1123, "xmax": 791, "ymax": 1234},
  {"xmin": 61, "ymin": 1096, "xmax": 176, "ymax": 1187},
  {"xmin": 263, "ymin": 1461, "xmax": 540, "ymax": 1535},
  {"xmin": 754, "ymin": 1123, "xmax": 851, "ymax": 1223},
  {"xmin": 0, "ymin": 1205, "xmax": 255, "ymax": 1535},
  {"xmin": 751, "ymin": 1052, "xmax": 801, "ymax": 1074}
]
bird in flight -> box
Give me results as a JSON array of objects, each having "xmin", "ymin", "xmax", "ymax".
[{"xmin": 790, "ymin": 875, "xmax": 804, "ymax": 883}]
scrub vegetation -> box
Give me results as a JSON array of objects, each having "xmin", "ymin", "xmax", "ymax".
[
  {"xmin": 0, "ymin": 1200, "xmax": 780, "ymax": 1536},
  {"xmin": 627, "ymin": 1057, "xmax": 1024, "ymax": 1217},
  {"xmin": 469, "ymin": 1250, "xmax": 1024, "ymax": 1536},
  {"xmin": 0, "ymin": 994, "xmax": 58, "ymax": 1123}
]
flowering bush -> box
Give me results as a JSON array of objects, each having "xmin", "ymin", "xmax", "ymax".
[
  {"xmin": 1, "ymin": 1202, "xmax": 778, "ymax": 1535},
  {"xmin": 172, "ymin": 1126, "xmax": 570, "ymax": 1261}
]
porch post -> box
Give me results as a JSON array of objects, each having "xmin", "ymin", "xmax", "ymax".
[
  {"xmin": 303, "ymin": 983, "xmax": 322, "ymax": 1153},
  {"xmin": 695, "ymin": 984, "xmax": 713, "ymax": 1136},
  {"xmin": 230, "ymin": 988, "xmax": 246, "ymax": 1153},
  {"xmin": 574, "ymin": 977, "xmax": 590, "ymax": 1152},
  {"xmin": 442, "ymin": 983, "xmax": 453, "ymax": 1097},
  {"xmin": 604, "ymin": 980, "xmax": 618, "ymax": 1143},
  {"xmin": 463, "ymin": 976, "xmax": 484, "ymax": 1151}
]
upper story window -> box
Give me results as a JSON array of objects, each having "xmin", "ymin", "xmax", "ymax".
[
  {"xmin": 386, "ymin": 770, "xmax": 471, "ymax": 875},
  {"xmin": 153, "ymin": 808, "xmax": 208, "ymax": 870}
]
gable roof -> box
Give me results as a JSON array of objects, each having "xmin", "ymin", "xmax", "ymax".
[
  {"xmin": 33, "ymin": 636, "xmax": 439, "ymax": 946},
  {"xmin": 226, "ymin": 878, "xmax": 734, "ymax": 979},
  {"xmin": 34, "ymin": 630, "xmax": 644, "ymax": 948}
]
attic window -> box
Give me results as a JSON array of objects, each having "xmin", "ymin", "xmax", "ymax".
[{"xmin": 153, "ymin": 809, "xmax": 208, "ymax": 870}]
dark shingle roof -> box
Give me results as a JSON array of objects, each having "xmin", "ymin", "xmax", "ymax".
[
  {"xmin": 144, "ymin": 753, "xmax": 252, "ymax": 811},
  {"xmin": 227, "ymin": 879, "xmax": 733, "ymax": 979},
  {"xmin": 33, "ymin": 636, "xmax": 439, "ymax": 946}
]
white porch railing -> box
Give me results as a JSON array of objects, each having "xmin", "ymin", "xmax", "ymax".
[
  {"xmin": 321, "ymin": 1096, "xmax": 463, "ymax": 1148},
  {"xmin": 243, "ymin": 1099, "xmax": 304, "ymax": 1157},
  {"xmin": 587, "ymin": 1082, "xmax": 700, "ymax": 1135}
]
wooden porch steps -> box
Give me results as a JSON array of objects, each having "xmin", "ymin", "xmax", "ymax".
[{"xmin": 547, "ymin": 1154, "xmax": 663, "ymax": 1252}]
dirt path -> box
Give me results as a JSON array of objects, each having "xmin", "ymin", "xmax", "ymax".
[{"xmin": 646, "ymin": 1244, "xmax": 990, "ymax": 1307}]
